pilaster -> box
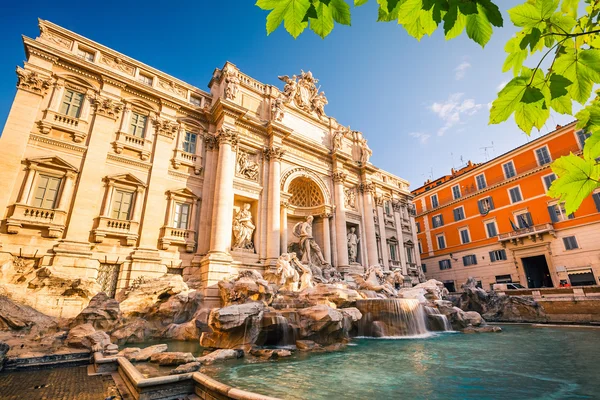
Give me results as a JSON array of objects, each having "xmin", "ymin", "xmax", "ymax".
[
  {"xmin": 332, "ymin": 171, "xmax": 349, "ymax": 270},
  {"xmin": 360, "ymin": 181, "xmax": 379, "ymax": 267},
  {"xmin": 264, "ymin": 145, "xmax": 285, "ymax": 264}
]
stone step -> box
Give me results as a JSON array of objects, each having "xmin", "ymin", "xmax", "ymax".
[{"xmin": 4, "ymin": 351, "xmax": 91, "ymax": 371}]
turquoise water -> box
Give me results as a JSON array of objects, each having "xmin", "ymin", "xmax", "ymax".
[{"xmin": 209, "ymin": 325, "xmax": 600, "ymax": 400}]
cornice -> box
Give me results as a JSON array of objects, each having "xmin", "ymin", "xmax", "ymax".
[
  {"xmin": 28, "ymin": 133, "xmax": 87, "ymax": 153},
  {"xmin": 106, "ymin": 153, "xmax": 151, "ymax": 170}
]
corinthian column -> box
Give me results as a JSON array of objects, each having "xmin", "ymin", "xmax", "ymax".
[
  {"xmin": 265, "ymin": 145, "xmax": 285, "ymax": 263},
  {"xmin": 361, "ymin": 182, "xmax": 379, "ymax": 267},
  {"xmin": 332, "ymin": 172, "xmax": 349, "ymax": 268},
  {"xmin": 209, "ymin": 128, "xmax": 238, "ymax": 254}
]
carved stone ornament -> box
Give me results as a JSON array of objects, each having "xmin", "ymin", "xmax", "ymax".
[
  {"xmin": 99, "ymin": 55, "xmax": 135, "ymax": 76},
  {"xmin": 271, "ymin": 96, "xmax": 285, "ymax": 122},
  {"xmin": 332, "ymin": 171, "xmax": 347, "ymax": 183},
  {"xmin": 344, "ymin": 187, "xmax": 356, "ymax": 210},
  {"xmin": 263, "ymin": 146, "xmax": 285, "ymax": 161},
  {"xmin": 392, "ymin": 200, "xmax": 403, "ymax": 213},
  {"xmin": 374, "ymin": 195, "xmax": 384, "ymax": 207},
  {"xmin": 236, "ymin": 149, "xmax": 259, "ymax": 182},
  {"xmin": 16, "ymin": 68, "xmax": 52, "ymax": 96},
  {"xmin": 332, "ymin": 126, "xmax": 349, "ymax": 152},
  {"xmin": 358, "ymin": 137, "xmax": 372, "ymax": 165},
  {"xmin": 204, "ymin": 134, "xmax": 218, "ymax": 151},
  {"xmin": 92, "ymin": 96, "xmax": 123, "ymax": 119},
  {"xmin": 39, "ymin": 24, "xmax": 72, "ymax": 49},
  {"xmin": 217, "ymin": 128, "xmax": 239, "ymax": 146},
  {"xmin": 152, "ymin": 117, "xmax": 178, "ymax": 139},
  {"xmin": 223, "ymin": 68, "xmax": 240, "ymax": 101},
  {"xmin": 158, "ymin": 79, "xmax": 186, "ymax": 97},
  {"xmin": 359, "ymin": 182, "xmax": 375, "ymax": 194},
  {"xmin": 278, "ymin": 70, "xmax": 327, "ymax": 118}
]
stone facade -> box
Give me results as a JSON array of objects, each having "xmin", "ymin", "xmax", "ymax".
[{"xmin": 0, "ymin": 20, "xmax": 418, "ymax": 310}]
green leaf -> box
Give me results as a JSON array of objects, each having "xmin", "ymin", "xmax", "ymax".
[
  {"xmin": 387, "ymin": 0, "xmax": 401, "ymax": 13},
  {"xmin": 515, "ymin": 86, "xmax": 549, "ymax": 133},
  {"xmin": 398, "ymin": 0, "xmax": 439, "ymax": 41},
  {"xmin": 479, "ymin": 0, "xmax": 503, "ymax": 27},
  {"xmin": 508, "ymin": 2, "xmax": 542, "ymax": 28},
  {"xmin": 561, "ymin": 0, "xmax": 579, "ymax": 17},
  {"xmin": 256, "ymin": 0, "xmax": 281, "ymax": 10},
  {"xmin": 466, "ymin": 3, "xmax": 493, "ymax": 47},
  {"xmin": 549, "ymin": 12, "xmax": 577, "ymax": 33},
  {"xmin": 330, "ymin": 0, "xmax": 352, "ymax": 25},
  {"xmin": 490, "ymin": 76, "xmax": 530, "ymax": 125},
  {"xmin": 548, "ymin": 74, "xmax": 572, "ymax": 99},
  {"xmin": 266, "ymin": 4, "xmax": 288, "ymax": 34},
  {"xmin": 443, "ymin": 5, "xmax": 466, "ymax": 39},
  {"xmin": 553, "ymin": 48, "xmax": 600, "ymax": 103},
  {"xmin": 503, "ymin": 35, "xmax": 528, "ymax": 75},
  {"xmin": 537, "ymin": 0, "xmax": 559, "ymax": 20},
  {"xmin": 584, "ymin": 131, "xmax": 600, "ymax": 161},
  {"xmin": 354, "ymin": 0, "xmax": 369, "ymax": 6},
  {"xmin": 548, "ymin": 154, "xmax": 600, "ymax": 214},
  {"xmin": 310, "ymin": 2, "xmax": 335, "ymax": 37},
  {"xmin": 261, "ymin": 0, "xmax": 312, "ymax": 37},
  {"xmin": 520, "ymin": 27, "xmax": 542, "ymax": 51}
]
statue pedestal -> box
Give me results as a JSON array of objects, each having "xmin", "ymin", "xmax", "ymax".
[{"xmin": 199, "ymin": 251, "xmax": 233, "ymax": 307}]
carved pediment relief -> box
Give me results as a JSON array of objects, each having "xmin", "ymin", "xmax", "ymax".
[
  {"xmin": 26, "ymin": 156, "xmax": 79, "ymax": 172},
  {"xmin": 105, "ymin": 173, "xmax": 146, "ymax": 187},
  {"xmin": 167, "ymin": 188, "xmax": 199, "ymax": 200},
  {"xmin": 278, "ymin": 70, "xmax": 327, "ymax": 119}
]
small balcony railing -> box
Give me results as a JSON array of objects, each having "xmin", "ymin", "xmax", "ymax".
[
  {"xmin": 39, "ymin": 109, "xmax": 90, "ymax": 143},
  {"xmin": 6, "ymin": 204, "xmax": 67, "ymax": 238},
  {"xmin": 159, "ymin": 226, "xmax": 196, "ymax": 252},
  {"xmin": 172, "ymin": 150, "xmax": 202, "ymax": 175},
  {"xmin": 93, "ymin": 216, "xmax": 139, "ymax": 246},
  {"xmin": 389, "ymin": 259, "xmax": 402, "ymax": 269},
  {"xmin": 498, "ymin": 223, "xmax": 555, "ymax": 243},
  {"xmin": 113, "ymin": 131, "xmax": 152, "ymax": 161}
]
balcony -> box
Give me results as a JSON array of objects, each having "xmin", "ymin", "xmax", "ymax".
[
  {"xmin": 498, "ymin": 223, "xmax": 556, "ymax": 245},
  {"xmin": 38, "ymin": 109, "xmax": 90, "ymax": 143},
  {"xmin": 389, "ymin": 259, "xmax": 402, "ymax": 269},
  {"xmin": 172, "ymin": 150, "xmax": 202, "ymax": 175},
  {"xmin": 113, "ymin": 131, "xmax": 152, "ymax": 161},
  {"xmin": 159, "ymin": 227, "xmax": 196, "ymax": 253},
  {"xmin": 6, "ymin": 204, "xmax": 67, "ymax": 238},
  {"xmin": 92, "ymin": 217, "xmax": 139, "ymax": 246}
]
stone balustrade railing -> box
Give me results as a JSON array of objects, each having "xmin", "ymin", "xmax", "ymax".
[
  {"xmin": 6, "ymin": 204, "xmax": 67, "ymax": 238},
  {"xmin": 498, "ymin": 223, "xmax": 555, "ymax": 242}
]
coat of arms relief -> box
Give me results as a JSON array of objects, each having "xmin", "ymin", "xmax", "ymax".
[{"xmin": 278, "ymin": 71, "xmax": 328, "ymax": 119}]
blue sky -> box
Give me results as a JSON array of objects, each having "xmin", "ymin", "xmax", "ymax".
[{"xmin": 0, "ymin": 0, "xmax": 576, "ymax": 189}]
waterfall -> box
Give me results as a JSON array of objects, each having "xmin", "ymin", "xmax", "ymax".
[
  {"xmin": 424, "ymin": 306, "xmax": 453, "ymax": 332},
  {"xmin": 356, "ymin": 299, "xmax": 429, "ymax": 337}
]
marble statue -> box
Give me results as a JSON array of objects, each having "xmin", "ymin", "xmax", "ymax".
[
  {"xmin": 293, "ymin": 215, "xmax": 327, "ymax": 266},
  {"xmin": 276, "ymin": 253, "xmax": 299, "ymax": 291},
  {"xmin": 347, "ymin": 227, "xmax": 359, "ymax": 263},
  {"xmin": 236, "ymin": 150, "xmax": 259, "ymax": 181},
  {"xmin": 290, "ymin": 252, "xmax": 314, "ymax": 291},
  {"xmin": 312, "ymin": 91, "xmax": 328, "ymax": 119},
  {"xmin": 224, "ymin": 69, "xmax": 239, "ymax": 100},
  {"xmin": 344, "ymin": 187, "xmax": 356, "ymax": 209},
  {"xmin": 359, "ymin": 138, "xmax": 372, "ymax": 165},
  {"xmin": 232, "ymin": 204, "xmax": 255, "ymax": 250},
  {"xmin": 386, "ymin": 269, "xmax": 405, "ymax": 290},
  {"xmin": 278, "ymin": 75, "xmax": 297, "ymax": 101},
  {"xmin": 332, "ymin": 127, "xmax": 345, "ymax": 152},
  {"xmin": 271, "ymin": 96, "xmax": 285, "ymax": 122},
  {"xmin": 353, "ymin": 266, "xmax": 397, "ymax": 297}
]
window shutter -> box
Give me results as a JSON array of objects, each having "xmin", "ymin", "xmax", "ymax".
[
  {"xmin": 593, "ymin": 193, "xmax": 600, "ymax": 212},
  {"xmin": 472, "ymin": 255, "xmax": 478, "ymax": 265},
  {"xmin": 438, "ymin": 260, "xmax": 443, "ymax": 269},
  {"xmin": 462, "ymin": 256, "xmax": 467, "ymax": 266},
  {"xmin": 563, "ymin": 237, "xmax": 571, "ymax": 250},
  {"xmin": 43, "ymin": 177, "xmax": 60, "ymax": 209},
  {"xmin": 489, "ymin": 251, "xmax": 496, "ymax": 262},
  {"xmin": 488, "ymin": 197, "xmax": 495, "ymax": 210},
  {"xmin": 478, "ymin": 200, "xmax": 484, "ymax": 214},
  {"xmin": 525, "ymin": 212, "xmax": 533, "ymax": 226},
  {"xmin": 548, "ymin": 206, "xmax": 558, "ymax": 223},
  {"xmin": 500, "ymin": 250, "xmax": 506, "ymax": 260},
  {"xmin": 439, "ymin": 214, "xmax": 444, "ymax": 226}
]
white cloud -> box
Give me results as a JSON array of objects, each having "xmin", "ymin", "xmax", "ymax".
[
  {"xmin": 430, "ymin": 93, "xmax": 483, "ymax": 136},
  {"xmin": 496, "ymin": 80, "xmax": 508, "ymax": 92},
  {"xmin": 409, "ymin": 132, "xmax": 431, "ymax": 144},
  {"xmin": 454, "ymin": 62, "xmax": 471, "ymax": 80}
]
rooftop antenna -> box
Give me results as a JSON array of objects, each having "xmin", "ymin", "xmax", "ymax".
[{"xmin": 480, "ymin": 142, "xmax": 495, "ymax": 161}]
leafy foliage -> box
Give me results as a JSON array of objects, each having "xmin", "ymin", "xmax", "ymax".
[{"xmin": 255, "ymin": 0, "xmax": 600, "ymax": 213}]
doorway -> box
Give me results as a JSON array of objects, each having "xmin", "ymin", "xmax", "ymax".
[{"xmin": 522, "ymin": 255, "xmax": 553, "ymax": 288}]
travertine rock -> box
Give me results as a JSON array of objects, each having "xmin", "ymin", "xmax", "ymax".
[
  {"xmin": 169, "ymin": 361, "xmax": 202, "ymax": 375},
  {"xmin": 295, "ymin": 340, "xmax": 321, "ymax": 351},
  {"xmin": 218, "ymin": 270, "xmax": 274, "ymax": 306},
  {"xmin": 127, "ymin": 344, "xmax": 168, "ymax": 362},
  {"xmin": 0, "ymin": 295, "xmax": 57, "ymax": 335},
  {"xmin": 249, "ymin": 348, "xmax": 292, "ymax": 360},
  {"xmin": 116, "ymin": 347, "xmax": 141, "ymax": 358},
  {"xmin": 196, "ymin": 349, "xmax": 243, "ymax": 365},
  {"xmin": 199, "ymin": 303, "xmax": 264, "ymax": 349},
  {"xmin": 150, "ymin": 351, "xmax": 195, "ymax": 366},
  {"xmin": 65, "ymin": 323, "xmax": 96, "ymax": 349},
  {"xmin": 110, "ymin": 318, "xmax": 157, "ymax": 345},
  {"xmin": 298, "ymin": 284, "xmax": 363, "ymax": 308},
  {"xmin": 71, "ymin": 292, "xmax": 121, "ymax": 331},
  {"xmin": 297, "ymin": 305, "xmax": 347, "ymax": 345},
  {"xmin": 117, "ymin": 274, "xmax": 189, "ymax": 316},
  {"xmin": 0, "ymin": 341, "xmax": 9, "ymax": 372},
  {"xmin": 399, "ymin": 279, "xmax": 447, "ymax": 303}
]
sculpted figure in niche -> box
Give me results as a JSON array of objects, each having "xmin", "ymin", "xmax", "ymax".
[
  {"xmin": 332, "ymin": 128, "xmax": 346, "ymax": 152},
  {"xmin": 276, "ymin": 253, "xmax": 299, "ymax": 291},
  {"xmin": 237, "ymin": 150, "xmax": 259, "ymax": 181},
  {"xmin": 232, "ymin": 204, "xmax": 255, "ymax": 250},
  {"xmin": 344, "ymin": 187, "xmax": 356, "ymax": 209},
  {"xmin": 293, "ymin": 215, "xmax": 327, "ymax": 266},
  {"xmin": 347, "ymin": 227, "xmax": 360, "ymax": 263},
  {"xmin": 271, "ymin": 96, "xmax": 285, "ymax": 122},
  {"xmin": 359, "ymin": 138, "xmax": 372, "ymax": 165}
]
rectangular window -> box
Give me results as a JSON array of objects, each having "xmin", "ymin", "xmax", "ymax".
[
  {"xmin": 509, "ymin": 187, "xmax": 523, "ymax": 203},
  {"xmin": 485, "ymin": 221, "xmax": 498, "ymax": 238},
  {"xmin": 453, "ymin": 206, "xmax": 465, "ymax": 221},
  {"xmin": 437, "ymin": 235, "xmax": 446, "ymax": 250},
  {"xmin": 173, "ymin": 202, "xmax": 190, "ymax": 229},
  {"xmin": 503, "ymin": 161, "xmax": 516, "ymax": 179},
  {"xmin": 476, "ymin": 174, "xmax": 487, "ymax": 190},
  {"xmin": 32, "ymin": 175, "xmax": 61, "ymax": 209},
  {"xmin": 478, "ymin": 197, "xmax": 495, "ymax": 214},
  {"xmin": 576, "ymin": 130, "xmax": 591, "ymax": 148},
  {"xmin": 563, "ymin": 236, "xmax": 579, "ymax": 250},
  {"xmin": 432, "ymin": 214, "xmax": 444, "ymax": 228},
  {"xmin": 535, "ymin": 146, "xmax": 552, "ymax": 166},
  {"xmin": 421, "ymin": 263, "xmax": 427, "ymax": 273},
  {"xmin": 389, "ymin": 243, "xmax": 398, "ymax": 261},
  {"xmin": 416, "ymin": 221, "xmax": 421, "ymax": 233},
  {"xmin": 489, "ymin": 249, "xmax": 507, "ymax": 262},
  {"xmin": 406, "ymin": 247, "xmax": 414, "ymax": 264},
  {"xmin": 77, "ymin": 48, "xmax": 95, "ymax": 62},
  {"xmin": 593, "ymin": 192, "xmax": 600, "ymax": 212},
  {"xmin": 183, "ymin": 131, "xmax": 198, "ymax": 154},
  {"xmin": 543, "ymin": 174, "xmax": 556, "ymax": 191},
  {"xmin": 190, "ymin": 96, "xmax": 202, "ymax": 106},
  {"xmin": 463, "ymin": 254, "xmax": 477, "ymax": 266},
  {"xmin": 547, "ymin": 203, "xmax": 574, "ymax": 222},
  {"xmin": 130, "ymin": 112, "xmax": 148, "ymax": 137},
  {"xmin": 439, "ymin": 259, "xmax": 452, "ymax": 270},
  {"xmin": 111, "ymin": 190, "xmax": 133, "ymax": 220},
  {"xmin": 418, "ymin": 241, "xmax": 423, "ymax": 254},
  {"xmin": 139, "ymin": 74, "xmax": 153, "ymax": 86},
  {"xmin": 516, "ymin": 212, "xmax": 533, "ymax": 229},
  {"xmin": 431, "ymin": 194, "xmax": 439, "ymax": 208},
  {"xmin": 59, "ymin": 89, "xmax": 84, "ymax": 118},
  {"xmin": 495, "ymin": 274, "xmax": 512, "ymax": 283},
  {"xmin": 452, "ymin": 185, "xmax": 461, "ymax": 200},
  {"xmin": 384, "ymin": 201, "xmax": 392, "ymax": 216},
  {"xmin": 459, "ymin": 228, "xmax": 471, "ymax": 244}
]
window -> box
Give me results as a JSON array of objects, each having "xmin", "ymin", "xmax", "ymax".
[
  {"xmin": 59, "ymin": 89, "xmax": 84, "ymax": 118},
  {"xmin": 503, "ymin": 161, "xmax": 516, "ymax": 179},
  {"xmin": 593, "ymin": 192, "xmax": 600, "ymax": 212},
  {"xmin": 489, "ymin": 249, "xmax": 507, "ymax": 262},
  {"xmin": 130, "ymin": 112, "xmax": 148, "ymax": 137},
  {"xmin": 421, "ymin": 263, "xmax": 427, "ymax": 273},
  {"xmin": 439, "ymin": 259, "xmax": 452, "ymax": 270},
  {"xmin": 112, "ymin": 190, "xmax": 133, "ymax": 220},
  {"xmin": 478, "ymin": 197, "xmax": 495, "ymax": 214},
  {"xmin": 485, "ymin": 221, "xmax": 498, "ymax": 238},
  {"xmin": 543, "ymin": 174, "xmax": 556, "ymax": 191},
  {"xmin": 173, "ymin": 202, "xmax": 190, "ymax": 229},
  {"xmin": 516, "ymin": 212, "xmax": 533, "ymax": 229},
  {"xmin": 547, "ymin": 202, "xmax": 574, "ymax": 222},
  {"xmin": 476, "ymin": 174, "xmax": 487, "ymax": 190},
  {"xmin": 463, "ymin": 254, "xmax": 477, "ymax": 266},
  {"xmin": 406, "ymin": 246, "xmax": 414, "ymax": 263},
  {"xmin": 32, "ymin": 175, "xmax": 61, "ymax": 209},
  {"xmin": 139, "ymin": 74, "xmax": 153, "ymax": 86},
  {"xmin": 416, "ymin": 221, "xmax": 421, "ymax": 233},
  {"xmin": 453, "ymin": 206, "xmax": 465, "ymax": 221},
  {"xmin": 576, "ymin": 130, "xmax": 591, "ymax": 148},
  {"xmin": 418, "ymin": 241, "xmax": 423, "ymax": 254},
  {"xmin": 190, "ymin": 96, "xmax": 202, "ymax": 106},
  {"xmin": 459, "ymin": 228, "xmax": 471, "ymax": 244},
  {"xmin": 437, "ymin": 234, "xmax": 446, "ymax": 249},
  {"xmin": 535, "ymin": 146, "xmax": 552, "ymax": 166},
  {"xmin": 563, "ymin": 236, "xmax": 579, "ymax": 250},
  {"xmin": 509, "ymin": 186, "xmax": 523, "ymax": 203},
  {"xmin": 431, "ymin": 194, "xmax": 439, "ymax": 208},
  {"xmin": 384, "ymin": 201, "xmax": 392, "ymax": 216},
  {"xmin": 183, "ymin": 131, "xmax": 198, "ymax": 154},
  {"xmin": 432, "ymin": 214, "xmax": 444, "ymax": 228},
  {"xmin": 77, "ymin": 48, "xmax": 95, "ymax": 62},
  {"xmin": 389, "ymin": 242, "xmax": 398, "ymax": 261},
  {"xmin": 452, "ymin": 185, "xmax": 461, "ymax": 200}
]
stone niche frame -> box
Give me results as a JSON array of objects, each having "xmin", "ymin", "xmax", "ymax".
[
  {"xmin": 346, "ymin": 222, "xmax": 362, "ymax": 267},
  {"xmin": 159, "ymin": 188, "xmax": 199, "ymax": 253},
  {"xmin": 113, "ymin": 99, "xmax": 159, "ymax": 161},
  {"xmin": 231, "ymin": 195, "xmax": 259, "ymax": 264},
  {"xmin": 171, "ymin": 117, "xmax": 206, "ymax": 175}
]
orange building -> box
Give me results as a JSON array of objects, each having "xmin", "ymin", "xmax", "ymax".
[{"xmin": 412, "ymin": 122, "xmax": 600, "ymax": 292}]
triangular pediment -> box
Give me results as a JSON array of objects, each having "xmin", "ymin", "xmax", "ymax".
[
  {"xmin": 27, "ymin": 156, "xmax": 79, "ymax": 172},
  {"xmin": 404, "ymin": 239, "xmax": 414, "ymax": 246},
  {"xmin": 167, "ymin": 188, "xmax": 199, "ymax": 200},
  {"xmin": 105, "ymin": 173, "xmax": 146, "ymax": 187}
]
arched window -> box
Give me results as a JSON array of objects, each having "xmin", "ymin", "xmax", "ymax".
[{"xmin": 288, "ymin": 177, "xmax": 324, "ymax": 208}]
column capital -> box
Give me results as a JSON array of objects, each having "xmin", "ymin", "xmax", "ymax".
[
  {"xmin": 216, "ymin": 127, "xmax": 239, "ymax": 146},
  {"xmin": 16, "ymin": 67, "xmax": 52, "ymax": 96},
  {"xmin": 359, "ymin": 182, "xmax": 375, "ymax": 194},
  {"xmin": 263, "ymin": 145, "xmax": 285, "ymax": 161},
  {"xmin": 91, "ymin": 95, "xmax": 124, "ymax": 120},
  {"xmin": 204, "ymin": 134, "xmax": 218, "ymax": 151},
  {"xmin": 374, "ymin": 194, "xmax": 384, "ymax": 207},
  {"xmin": 392, "ymin": 199, "xmax": 403, "ymax": 212},
  {"xmin": 152, "ymin": 117, "xmax": 178, "ymax": 139},
  {"xmin": 332, "ymin": 171, "xmax": 347, "ymax": 183}
]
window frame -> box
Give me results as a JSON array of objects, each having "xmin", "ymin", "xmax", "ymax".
[
  {"xmin": 463, "ymin": 254, "xmax": 477, "ymax": 266},
  {"xmin": 502, "ymin": 160, "xmax": 516, "ymax": 179},
  {"xmin": 432, "ymin": 213, "xmax": 444, "ymax": 228},
  {"xmin": 129, "ymin": 111, "xmax": 148, "ymax": 138},
  {"xmin": 436, "ymin": 233, "xmax": 446, "ymax": 250},
  {"xmin": 534, "ymin": 145, "xmax": 552, "ymax": 166},
  {"xmin": 475, "ymin": 173, "xmax": 487, "ymax": 190},
  {"xmin": 76, "ymin": 47, "xmax": 95, "ymax": 62},
  {"xmin": 189, "ymin": 95, "xmax": 202, "ymax": 107},
  {"xmin": 484, "ymin": 220, "xmax": 498, "ymax": 238},
  {"xmin": 453, "ymin": 205, "xmax": 465, "ymax": 222},
  {"xmin": 478, "ymin": 196, "xmax": 495, "ymax": 214},
  {"xmin": 173, "ymin": 201, "xmax": 191, "ymax": 230},
  {"xmin": 138, "ymin": 73, "xmax": 154, "ymax": 86},
  {"xmin": 111, "ymin": 189, "xmax": 134, "ymax": 221},
  {"xmin": 459, "ymin": 227, "xmax": 471, "ymax": 244},
  {"xmin": 439, "ymin": 259, "xmax": 452, "ymax": 270},
  {"xmin": 563, "ymin": 235, "xmax": 579, "ymax": 251},
  {"xmin": 59, "ymin": 89, "xmax": 85, "ymax": 118},
  {"xmin": 508, "ymin": 185, "xmax": 523, "ymax": 204},
  {"xmin": 418, "ymin": 240, "xmax": 423, "ymax": 255},
  {"xmin": 542, "ymin": 173, "xmax": 557, "ymax": 191},
  {"xmin": 182, "ymin": 131, "xmax": 198, "ymax": 154},
  {"xmin": 430, "ymin": 194, "xmax": 439, "ymax": 209},
  {"xmin": 31, "ymin": 173, "xmax": 62, "ymax": 209},
  {"xmin": 451, "ymin": 184, "xmax": 461, "ymax": 200},
  {"xmin": 490, "ymin": 249, "xmax": 507, "ymax": 262},
  {"xmin": 514, "ymin": 210, "xmax": 533, "ymax": 229},
  {"xmin": 575, "ymin": 129, "xmax": 591, "ymax": 149},
  {"xmin": 547, "ymin": 201, "xmax": 574, "ymax": 223}
]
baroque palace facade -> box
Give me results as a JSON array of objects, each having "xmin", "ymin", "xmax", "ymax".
[
  {"xmin": 413, "ymin": 122, "xmax": 600, "ymax": 292},
  {"xmin": 0, "ymin": 20, "xmax": 420, "ymax": 305}
]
